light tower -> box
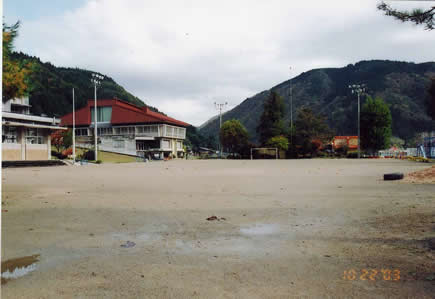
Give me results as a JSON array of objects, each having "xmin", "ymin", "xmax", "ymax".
[
  {"xmin": 214, "ymin": 101, "xmax": 228, "ymax": 158},
  {"xmin": 91, "ymin": 73, "xmax": 104, "ymax": 161},
  {"xmin": 348, "ymin": 84, "xmax": 366, "ymax": 159}
]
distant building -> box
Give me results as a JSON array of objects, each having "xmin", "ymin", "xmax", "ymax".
[
  {"xmin": 60, "ymin": 98, "xmax": 189, "ymax": 158},
  {"xmin": 332, "ymin": 136, "xmax": 358, "ymax": 150},
  {"xmin": 2, "ymin": 97, "xmax": 66, "ymax": 161}
]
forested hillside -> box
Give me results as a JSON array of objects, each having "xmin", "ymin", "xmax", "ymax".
[
  {"xmin": 10, "ymin": 52, "xmax": 162, "ymax": 117},
  {"xmin": 199, "ymin": 60, "xmax": 435, "ymax": 144}
]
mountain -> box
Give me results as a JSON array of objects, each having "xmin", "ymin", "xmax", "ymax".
[
  {"xmin": 199, "ymin": 60, "xmax": 435, "ymax": 143},
  {"xmin": 10, "ymin": 52, "xmax": 162, "ymax": 117}
]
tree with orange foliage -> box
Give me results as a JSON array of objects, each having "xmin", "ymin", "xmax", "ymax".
[
  {"xmin": 51, "ymin": 129, "xmax": 73, "ymax": 153},
  {"xmin": 3, "ymin": 21, "xmax": 33, "ymax": 102}
]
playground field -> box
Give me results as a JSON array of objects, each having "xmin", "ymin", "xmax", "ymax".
[{"xmin": 2, "ymin": 159, "xmax": 434, "ymax": 298}]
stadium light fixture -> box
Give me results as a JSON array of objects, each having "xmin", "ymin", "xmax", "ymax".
[
  {"xmin": 349, "ymin": 84, "xmax": 366, "ymax": 159},
  {"xmin": 91, "ymin": 73, "xmax": 104, "ymax": 161}
]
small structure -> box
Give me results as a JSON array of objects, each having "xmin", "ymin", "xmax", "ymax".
[
  {"xmin": 2, "ymin": 97, "xmax": 66, "ymax": 161},
  {"xmin": 60, "ymin": 98, "xmax": 189, "ymax": 159},
  {"xmin": 332, "ymin": 136, "xmax": 358, "ymax": 150}
]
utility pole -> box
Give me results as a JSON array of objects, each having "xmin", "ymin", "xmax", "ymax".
[
  {"xmin": 72, "ymin": 88, "xmax": 76, "ymax": 163},
  {"xmin": 348, "ymin": 84, "xmax": 366, "ymax": 159},
  {"xmin": 91, "ymin": 73, "xmax": 104, "ymax": 161},
  {"xmin": 214, "ymin": 101, "xmax": 227, "ymax": 158},
  {"xmin": 289, "ymin": 66, "xmax": 293, "ymax": 129},
  {"xmin": 289, "ymin": 66, "xmax": 293, "ymax": 145}
]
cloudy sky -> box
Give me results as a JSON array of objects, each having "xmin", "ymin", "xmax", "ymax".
[{"xmin": 5, "ymin": 0, "xmax": 435, "ymax": 126}]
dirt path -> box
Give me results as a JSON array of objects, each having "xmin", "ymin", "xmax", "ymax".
[{"xmin": 1, "ymin": 159, "xmax": 434, "ymax": 298}]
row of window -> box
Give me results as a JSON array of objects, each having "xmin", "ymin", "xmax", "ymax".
[
  {"xmin": 75, "ymin": 125, "xmax": 181, "ymax": 136},
  {"xmin": 165, "ymin": 126, "xmax": 185, "ymax": 138},
  {"xmin": 2, "ymin": 127, "xmax": 45, "ymax": 144}
]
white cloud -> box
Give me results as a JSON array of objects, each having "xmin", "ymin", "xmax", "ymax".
[{"xmin": 11, "ymin": 0, "xmax": 435, "ymax": 126}]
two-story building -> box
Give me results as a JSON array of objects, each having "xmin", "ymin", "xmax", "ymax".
[
  {"xmin": 60, "ymin": 98, "xmax": 189, "ymax": 158},
  {"xmin": 2, "ymin": 97, "xmax": 66, "ymax": 161}
]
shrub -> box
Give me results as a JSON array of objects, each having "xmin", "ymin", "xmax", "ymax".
[
  {"xmin": 51, "ymin": 150, "xmax": 67, "ymax": 159},
  {"xmin": 347, "ymin": 152, "xmax": 358, "ymax": 159},
  {"xmin": 62, "ymin": 148, "xmax": 72, "ymax": 157},
  {"xmin": 96, "ymin": 160, "xmax": 102, "ymax": 164},
  {"xmin": 82, "ymin": 150, "xmax": 95, "ymax": 161}
]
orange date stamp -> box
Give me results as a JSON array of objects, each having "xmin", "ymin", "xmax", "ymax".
[{"xmin": 343, "ymin": 269, "xmax": 400, "ymax": 281}]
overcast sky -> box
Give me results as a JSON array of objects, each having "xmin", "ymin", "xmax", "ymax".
[{"xmin": 5, "ymin": 0, "xmax": 435, "ymax": 126}]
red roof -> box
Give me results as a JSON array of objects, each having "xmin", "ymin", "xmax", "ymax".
[{"xmin": 61, "ymin": 98, "xmax": 189, "ymax": 127}]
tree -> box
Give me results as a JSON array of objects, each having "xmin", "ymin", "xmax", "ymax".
[
  {"xmin": 360, "ymin": 96, "xmax": 392, "ymax": 153},
  {"xmin": 185, "ymin": 125, "xmax": 203, "ymax": 151},
  {"xmin": 390, "ymin": 136, "xmax": 405, "ymax": 148},
  {"xmin": 220, "ymin": 119, "xmax": 249, "ymax": 155},
  {"xmin": 266, "ymin": 136, "xmax": 289, "ymax": 152},
  {"xmin": 256, "ymin": 91, "xmax": 286, "ymax": 145},
  {"xmin": 3, "ymin": 22, "xmax": 33, "ymax": 101},
  {"xmin": 377, "ymin": 2, "xmax": 435, "ymax": 30},
  {"xmin": 427, "ymin": 78, "xmax": 435, "ymax": 120},
  {"xmin": 292, "ymin": 107, "xmax": 334, "ymax": 157},
  {"xmin": 51, "ymin": 129, "xmax": 73, "ymax": 153}
]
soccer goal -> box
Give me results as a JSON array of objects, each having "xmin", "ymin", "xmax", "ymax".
[{"xmin": 250, "ymin": 148, "xmax": 278, "ymax": 160}]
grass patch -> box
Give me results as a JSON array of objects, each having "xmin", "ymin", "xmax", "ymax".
[{"xmin": 74, "ymin": 148, "xmax": 137, "ymax": 163}]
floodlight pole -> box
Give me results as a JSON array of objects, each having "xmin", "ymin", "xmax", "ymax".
[
  {"xmin": 91, "ymin": 73, "xmax": 103, "ymax": 161},
  {"xmin": 72, "ymin": 88, "xmax": 76, "ymax": 163},
  {"xmin": 214, "ymin": 101, "xmax": 228, "ymax": 158},
  {"xmin": 289, "ymin": 66, "xmax": 293, "ymax": 145},
  {"xmin": 349, "ymin": 84, "xmax": 366, "ymax": 159},
  {"xmin": 289, "ymin": 66, "xmax": 293, "ymax": 129}
]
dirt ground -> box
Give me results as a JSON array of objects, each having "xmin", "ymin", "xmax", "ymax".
[{"xmin": 1, "ymin": 159, "xmax": 434, "ymax": 298}]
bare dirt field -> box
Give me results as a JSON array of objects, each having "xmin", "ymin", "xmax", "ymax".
[{"xmin": 1, "ymin": 159, "xmax": 434, "ymax": 298}]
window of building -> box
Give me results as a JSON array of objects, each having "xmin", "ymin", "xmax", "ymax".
[
  {"xmin": 162, "ymin": 139, "xmax": 170, "ymax": 149},
  {"xmin": 75, "ymin": 128, "xmax": 88, "ymax": 136},
  {"xmin": 2, "ymin": 126, "xmax": 18, "ymax": 143},
  {"xmin": 114, "ymin": 127, "xmax": 120, "ymax": 134},
  {"xmin": 91, "ymin": 107, "xmax": 112, "ymax": 123},
  {"xmin": 166, "ymin": 126, "xmax": 174, "ymax": 137},
  {"xmin": 25, "ymin": 128, "xmax": 44, "ymax": 144},
  {"xmin": 137, "ymin": 126, "xmax": 144, "ymax": 133},
  {"xmin": 177, "ymin": 141, "xmax": 183, "ymax": 149},
  {"xmin": 129, "ymin": 127, "xmax": 135, "ymax": 134},
  {"xmin": 97, "ymin": 127, "xmax": 112, "ymax": 135}
]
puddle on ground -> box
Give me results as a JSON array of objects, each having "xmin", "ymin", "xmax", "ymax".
[
  {"xmin": 240, "ymin": 224, "xmax": 280, "ymax": 236},
  {"xmin": 1, "ymin": 254, "xmax": 40, "ymax": 284}
]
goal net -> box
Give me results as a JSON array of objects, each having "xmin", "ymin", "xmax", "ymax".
[{"xmin": 250, "ymin": 148, "xmax": 278, "ymax": 160}]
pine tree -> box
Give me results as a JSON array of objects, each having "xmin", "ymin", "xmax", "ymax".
[
  {"xmin": 360, "ymin": 96, "xmax": 392, "ymax": 153},
  {"xmin": 377, "ymin": 2, "xmax": 434, "ymax": 30},
  {"xmin": 256, "ymin": 91, "xmax": 285, "ymax": 145}
]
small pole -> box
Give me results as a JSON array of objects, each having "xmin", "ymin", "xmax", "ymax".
[
  {"xmin": 72, "ymin": 88, "xmax": 76, "ymax": 163},
  {"xmin": 214, "ymin": 101, "xmax": 228, "ymax": 158},
  {"xmin": 357, "ymin": 92, "xmax": 360, "ymax": 159},
  {"xmin": 94, "ymin": 82, "xmax": 98, "ymax": 161}
]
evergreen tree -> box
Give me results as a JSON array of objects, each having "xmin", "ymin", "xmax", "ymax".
[
  {"xmin": 291, "ymin": 107, "xmax": 334, "ymax": 157},
  {"xmin": 256, "ymin": 91, "xmax": 285, "ymax": 145},
  {"xmin": 377, "ymin": 2, "xmax": 434, "ymax": 30},
  {"xmin": 360, "ymin": 96, "xmax": 392, "ymax": 153},
  {"xmin": 427, "ymin": 78, "xmax": 435, "ymax": 120},
  {"xmin": 220, "ymin": 119, "xmax": 249, "ymax": 154}
]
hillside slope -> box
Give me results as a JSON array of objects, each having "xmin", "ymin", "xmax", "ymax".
[
  {"xmin": 10, "ymin": 52, "xmax": 162, "ymax": 117},
  {"xmin": 199, "ymin": 60, "xmax": 435, "ymax": 143}
]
